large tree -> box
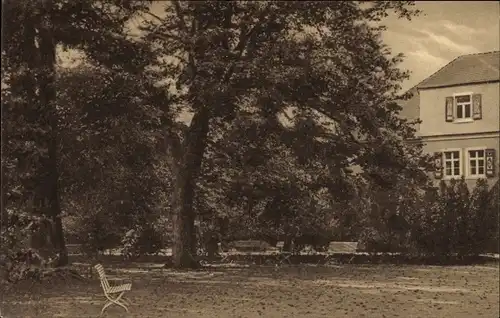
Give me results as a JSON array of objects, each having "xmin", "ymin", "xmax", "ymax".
[
  {"xmin": 140, "ymin": 1, "xmax": 425, "ymax": 268},
  {"xmin": 2, "ymin": 0, "xmax": 151, "ymax": 266}
]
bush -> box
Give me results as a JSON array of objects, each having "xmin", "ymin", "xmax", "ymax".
[
  {"xmin": 355, "ymin": 185, "xmax": 411, "ymax": 253},
  {"xmin": 487, "ymin": 181, "xmax": 499, "ymax": 253},
  {"xmin": 64, "ymin": 211, "xmax": 122, "ymax": 256},
  {"xmin": 355, "ymin": 178, "xmax": 498, "ymax": 257},
  {"xmin": 408, "ymin": 178, "xmax": 498, "ymax": 257},
  {"xmin": 64, "ymin": 205, "xmax": 170, "ymax": 259},
  {"xmin": 1, "ymin": 208, "xmax": 71, "ymax": 283},
  {"xmin": 1, "ymin": 207, "xmax": 36, "ymax": 282},
  {"xmin": 121, "ymin": 225, "xmax": 166, "ymax": 259},
  {"xmin": 293, "ymin": 231, "xmax": 333, "ymax": 252}
]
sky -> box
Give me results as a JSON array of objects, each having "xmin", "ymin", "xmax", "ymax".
[{"xmin": 381, "ymin": 1, "xmax": 500, "ymax": 92}]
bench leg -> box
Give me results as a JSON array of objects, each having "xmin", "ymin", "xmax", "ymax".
[
  {"xmin": 276, "ymin": 254, "xmax": 291, "ymax": 266},
  {"xmin": 122, "ymin": 296, "xmax": 131, "ymax": 306},
  {"xmin": 101, "ymin": 291, "xmax": 129, "ymax": 316}
]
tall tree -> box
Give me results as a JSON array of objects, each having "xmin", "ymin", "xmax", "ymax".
[
  {"xmin": 141, "ymin": 1, "xmax": 424, "ymax": 268},
  {"xmin": 2, "ymin": 0, "xmax": 151, "ymax": 266}
]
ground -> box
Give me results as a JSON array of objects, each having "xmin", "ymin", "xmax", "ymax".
[{"xmin": 1, "ymin": 262, "xmax": 498, "ymax": 318}]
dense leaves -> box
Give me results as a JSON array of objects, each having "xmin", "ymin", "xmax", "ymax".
[
  {"xmin": 56, "ymin": 65, "xmax": 172, "ymax": 255},
  {"xmin": 4, "ymin": 0, "xmax": 486, "ymax": 275},
  {"xmin": 357, "ymin": 178, "xmax": 499, "ymax": 256},
  {"xmin": 139, "ymin": 1, "xmax": 428, "ymax": 266},
  {"xmin": 409, "ymin": 179, "xmax": 499, "ymax": 256},
  {"xmin": 1, "ymin": 0, "xmax": 158, "ymax": 278}
]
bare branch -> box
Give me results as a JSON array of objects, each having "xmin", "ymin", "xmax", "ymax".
[{"xmin": 144, "ymin": 10, "xmax": 164, "ymax": 22}]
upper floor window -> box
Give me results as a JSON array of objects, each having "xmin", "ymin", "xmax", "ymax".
[
  {"xmin": 445, "ymin": 93, "xmax": 482, "ymax": 123},
  {"xmin": 455, "ymin": 95, "xmax": 471, "ymax": 120}
]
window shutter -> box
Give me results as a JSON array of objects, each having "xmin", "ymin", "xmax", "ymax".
[
  {"xmin": 485, "ymin": 149, "xmax": 495, "ymax": 177},
  {"xmin": 434, "ymin": 152, "xmax": 443, "ymax": 179},
  {"xmin": 472, "ymin": 94, "xmax": 482, "ymax": 120},
  {"xmin": 445, "ymin": 97, "xmax": 454, "ymax": 122}
]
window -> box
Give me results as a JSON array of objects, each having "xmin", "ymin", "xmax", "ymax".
[
  {"xmin": 444, "ymin": 150, "xmax": 461, "ymax": 177},
  {"xmin": 467, "ymin": 149, "xmax": 486, "ymax": 177},
  {"xmin": 455, "ymin": 95, "xmax": 472, "ymax": 120}
]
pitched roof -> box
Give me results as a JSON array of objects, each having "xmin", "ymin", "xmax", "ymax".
[{"xmin": 418, "ymin": 51, "xmax": 500, "ymax": 89}]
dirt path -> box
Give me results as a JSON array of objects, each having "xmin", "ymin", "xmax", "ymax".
[{"xmin": 1, "ymin": 264, "xmax": 498, "ymax": 317}]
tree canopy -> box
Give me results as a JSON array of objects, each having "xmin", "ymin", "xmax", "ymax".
[
  {"xmin": 2, "ymin": 1, "xmax": 436, "ymax": 271},
  {"xmin": 138, "ymin": 1, "xmax": 428, "ymax": 267}
]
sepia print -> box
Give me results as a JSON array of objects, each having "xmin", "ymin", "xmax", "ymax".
[{"xmin": 1, "ymin": 1, "xmax": 499, "ymax": 317}]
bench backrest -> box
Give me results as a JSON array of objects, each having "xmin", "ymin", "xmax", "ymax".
[
  {"xmin": 94, "ymin": 264, "xmax": 110, "ymax": 291},
  {"xmin": 328, "ymin": 241, "xmax": 359, "ymax": 253}
]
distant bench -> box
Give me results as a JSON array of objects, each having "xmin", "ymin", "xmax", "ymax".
[
  {"xmin": 67, "ymin": 244, "xmax": 84, "ymax": 255},
  {"xmin": 328, "ymin": 241, "xmax": 359, "ymax": 253},
  {"xmin": 254, "ymin": 241, "xmax": 359, "ymax": 254}
]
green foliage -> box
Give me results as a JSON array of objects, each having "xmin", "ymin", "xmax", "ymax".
[{"xmin": 0, "ymin": 209, "xmax": 33, "ymax": 282}]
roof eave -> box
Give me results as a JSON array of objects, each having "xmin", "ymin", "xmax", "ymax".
[{"xmin": 418, "ymin": 79, "xmax": 500, "ymax": 91}]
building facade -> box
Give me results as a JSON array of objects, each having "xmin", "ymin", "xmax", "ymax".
[{"xmin": 402, "ymin": 51, "xmax": 500, "ymax": 188}]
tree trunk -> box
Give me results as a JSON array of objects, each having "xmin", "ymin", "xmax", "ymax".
[
  {"xmin": 37, "ymin": 6, "xmax": 68, "ymax": 266},
  {"xmin": 1, "ymin": 159, "xmax": 8, "ymax": 225},
  {"xmin": 171, "ymin": 107, "xmax": 211, "ymax": 268}
]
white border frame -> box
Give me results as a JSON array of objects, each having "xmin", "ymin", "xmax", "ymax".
[
  {"xmin": 441, "ymin": 148, "xmax": 463, "ymax": 180},
  {"xmin": 452, "ymin": 92, "xmax": 474, "ymax": 123},
  {"xmin": 464, "ymin": 146, "xmax": 487, "ymax": 179}
]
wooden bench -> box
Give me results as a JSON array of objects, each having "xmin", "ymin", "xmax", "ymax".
[{"xmin": 94, "ymin": 264, "xmax": 132, "ymax": 316}]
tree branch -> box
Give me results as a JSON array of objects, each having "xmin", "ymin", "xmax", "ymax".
[
  {"xmin": 220, "ymin": 3, "xmax": 274, "ymax": 85},
  {"xmin": 172, "ymin": 1, "xmax": 189, "ymax": 35},
  {"xmin": 144, "ymin": 10, "xmax": 164, "ymax": 22}
]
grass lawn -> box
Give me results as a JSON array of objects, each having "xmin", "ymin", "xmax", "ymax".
[{"xmin": 1, "ymin": 263, "xmax": 498, "ymax": 318}]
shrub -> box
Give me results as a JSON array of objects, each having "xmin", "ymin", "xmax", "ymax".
[
  {"xmin": 1, "ymin": 208, "xmax": 71, "ymax": 283},
  {"xmin": 64, "ymin": 204, "xmax": 170, "ymax": 259},
  {"xmin": 354, "ymin": 178, "xmax": 498, "ymax": 257},
  {"xmin": 76, "ymin": 210, "xmax": 122, "ymax": 256},
  {"xmin": 293, "ymin": 232, "xmax": 332, "ymax": 252},
  {"xmin": 355, "ymin": 185, "xmax": 412, "ymax": 253},
  {"xmin": 121, "ymin": 225, "xmax": 166, "ymax": 259},
  {"xmin": 408, "ymin": 178, "xmax": 498, "ymax": 257}
]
